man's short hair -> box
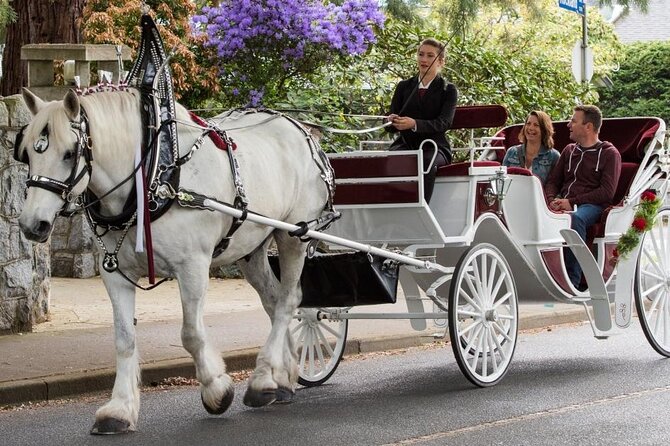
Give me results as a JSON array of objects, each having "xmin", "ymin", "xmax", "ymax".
[{"xmin": 574, "ymin": 104, "xmax": 602, "ymax": 133}]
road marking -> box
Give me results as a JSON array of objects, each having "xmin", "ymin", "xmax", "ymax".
[{"xmin": 384, "ymin": 384, "xmax": 670, "ymax": 445}]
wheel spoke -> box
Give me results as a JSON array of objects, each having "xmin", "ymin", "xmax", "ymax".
[
  {"xmin": 459, "ymin": 319, "xmax": 482, "ymax": 337},
  {"xmin": 490, "ymin": 271, "xmax": 506, "ymax": 306},
  {"xmin": 457, "ymin": 309, "xmax": 479, "ymax": 318},
  {"xmin": 314, "ymin": 333, "xmax": 327, "ymax": 371},
  {"xmin": 653, "ymin": 292, "xmax": 666, "ymax": 339},
  {"xmin": 459, "ymin": 285, "xmax": 482, "ymax": 313},
  {"xmin": 291, "ymin": 319, "xmax": 307, "ymax": 336},
  {"xmin": 464, "ymin": 323, "xmax": 483, "ymax": 356},
  {"xmin": 642, "ymin": 245, "xmax": 666, "ymax": 281},
  {"xmin": 492, "ymin": 320, "xmax": 513, "ymax": 343},
  {"xmin": 492, "ymin": 291, "xmax": 512, "ymax": 310},
  {"xmin": 487, "ymin": 257, "xmax": 499, "ymax": 305},
  {"xmin": 471, "ymin": 259, "xmax": 486, "ymax": 306},
  {"xmin": 487, "ymin": 330, "xmax": 499, "ymax": 373},
  {"xmin": 469, "ymin": 327, "xmax": 485, "ymax": 369},
  {"xmin": 641, "ymin": 267, "xmax": 664, "ymax": 282},
  {"xmin": 648, "ymin": 232, "xmax": 668, "ymax": 279},
  {"xmin": 481, "ymin": 327, "xmax": 489, "ymax": 376},
  {"xmin": 641, "ymin": 281, "xmax": 664, "ymax": 300},
  {"xmin": 320, "ymin": 321, "xmax": 342, "ymax": 338},
  {"xmin": 315, "ymin": 325, "xmax": 336, "ymax": 358}
]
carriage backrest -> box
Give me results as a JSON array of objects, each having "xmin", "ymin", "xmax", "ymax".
[
  {"xmin": 450, "ymin": 104, "xmax": 508, "ymax": 130},
  {"xmin": 491, "ymin": 117, "xmax": 661, "ymax": 163},
  {"xmin": 490, "ymin": 117, "xmax": 663, "ymax": 204}
]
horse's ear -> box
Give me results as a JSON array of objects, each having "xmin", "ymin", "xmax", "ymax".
[
  {"xmin": 63, "ymin": 89, "xmax": 80, "ymax": 121},
  {"xmin": 22, "ymin": 88, "xmax": 45, "ymax": 116}
]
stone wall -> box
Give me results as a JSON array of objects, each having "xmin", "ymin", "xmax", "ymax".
[{"xmin": 0, "ymin": 95, "xmax": 50, "ymax": 334}]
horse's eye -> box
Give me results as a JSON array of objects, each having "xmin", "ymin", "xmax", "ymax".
[{"xmin": 63, "ymin": 150, "xmax": 75, "ymax": 161}]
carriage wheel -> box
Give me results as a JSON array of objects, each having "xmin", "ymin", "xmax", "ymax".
[
  {"xmin": 448, "ymin": 243, "xmax": 518, "ymax": 387},
  {"xmin": 635, "ymin": 207, "xmax": 670, "ymax": 357},
  {"xmin": 291, "ymin": 308, "xmax": 348, "ymax": 387}
]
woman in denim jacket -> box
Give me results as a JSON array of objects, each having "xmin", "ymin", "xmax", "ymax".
[{"xmin": 503, "ymin": 110, "xmax": 559, "ymax": 184}]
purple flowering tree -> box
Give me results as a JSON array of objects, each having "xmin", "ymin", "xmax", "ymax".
[{"xmin": 192, "ymin": 0, "xmax": 384, "ymax": 107}]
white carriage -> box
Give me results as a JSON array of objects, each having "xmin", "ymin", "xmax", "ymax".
[{"xmin": 288, "ymin": 105, "xmax": 670, "ymax": 388}]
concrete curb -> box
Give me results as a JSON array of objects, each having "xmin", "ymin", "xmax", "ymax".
[{"xmin": 0, "ymin": 308, "xmax": 587, "ymax": 407}]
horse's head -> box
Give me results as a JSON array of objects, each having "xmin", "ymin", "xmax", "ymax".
[{"xmin": 16, "ymin": 88, "xmax": 92, "ymax": 242}]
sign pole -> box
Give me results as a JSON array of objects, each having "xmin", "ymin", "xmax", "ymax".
[{"xmin": 581, "ymin": 5, "xmax": 588, "ymax": 86}]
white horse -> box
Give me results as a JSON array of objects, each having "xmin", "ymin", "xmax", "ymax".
[{"xmin": 16, "ymin": 88, "xmax": 332, "ymax": 434}]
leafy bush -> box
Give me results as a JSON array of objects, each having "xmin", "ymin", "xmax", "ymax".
[{"xmin": 598, "ymin": 41, "xmax": 670, "ymax": 126}]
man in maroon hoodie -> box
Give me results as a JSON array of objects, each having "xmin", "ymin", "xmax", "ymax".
[{"xmin": 545, "ymin": 105, "xmax": 621, "ymax": 290}]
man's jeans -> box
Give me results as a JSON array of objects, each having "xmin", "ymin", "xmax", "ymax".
[{"xmin": 565, "ymin": 203, "xmax": 604, "ymax": 288}]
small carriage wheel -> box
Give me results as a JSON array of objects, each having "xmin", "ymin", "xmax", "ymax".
[
  {"xmin": 635, "ymin": 207, "xmax": 670, "ymax": 357},
  {"xmin": 291, "ymin": 307, "xmax": 349, "ymax": 387},
  {"xmin": 448, "ymin": 243, "xmax": 518, "ymax": 387}
]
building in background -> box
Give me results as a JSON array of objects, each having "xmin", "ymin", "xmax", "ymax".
[{"xmin": 602, "ymin": 0, "xmax": 670, "ymax": 43}]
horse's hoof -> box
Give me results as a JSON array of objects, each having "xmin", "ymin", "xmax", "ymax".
[
  {"xmin": 274, "ymin": 386, "xmax": 294, "ymax": 404},
  {"xmin": 243, "ymin": 388, "xmax": 276, "ymax": 408},
  {"xmin": 202, "ymin": 387, "xmax": 235, "ymax": 415},
  {"xmin": 90, "ymin": 418, "xmax": 131, "ymax": 435}
]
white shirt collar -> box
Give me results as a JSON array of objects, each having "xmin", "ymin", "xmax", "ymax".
[{"xmin": 419, "ymin": 78, "xmax": 435, "ymax": 89}]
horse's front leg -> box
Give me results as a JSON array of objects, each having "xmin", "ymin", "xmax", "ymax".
[
  {"xmin": 91, "ymin": 272, "xmax": 140, "ymax": 435},
  {"xmin": 241, "ymin": 232, "xmax": 304, "ymax": 407},
  {"xmin": 177, "ymin": 258, "xmax": 234, "ymax": 415}
]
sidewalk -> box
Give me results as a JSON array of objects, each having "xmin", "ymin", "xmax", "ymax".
[{"xmin": 0, "ymin": 277, "xmax": 587, "ymax": 406}]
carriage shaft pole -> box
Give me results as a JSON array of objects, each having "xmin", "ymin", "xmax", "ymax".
[{"xmin": 202, "ymin": 199, "xmax": 448, "ymax": 273}]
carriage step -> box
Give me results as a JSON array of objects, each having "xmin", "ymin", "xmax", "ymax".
[{"xmin": 560, "ymin": 229, "xmax": 612, "ymax": 332}]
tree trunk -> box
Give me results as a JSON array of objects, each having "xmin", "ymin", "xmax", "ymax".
[{"xmin": 1, "ymin": 0, "xmax": 86, "ymax": 96}]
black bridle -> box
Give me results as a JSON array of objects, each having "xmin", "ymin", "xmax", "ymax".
[{"xmin": 13, "ymin": 110, "xmax": 94, "ymax": 215}]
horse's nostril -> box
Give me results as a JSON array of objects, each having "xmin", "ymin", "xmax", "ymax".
[{"xmin": 36, "ymin": 220, "xmax": 51, "ymax": 236}]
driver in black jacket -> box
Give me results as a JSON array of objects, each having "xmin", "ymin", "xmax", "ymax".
[{"xmin": 387, "ymin": 38, "xmax": 458, "ymax": 202}]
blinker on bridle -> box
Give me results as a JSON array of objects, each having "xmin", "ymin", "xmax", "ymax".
[{"xmin": 14, "ymin": 110, "xmax": 94, "ymax": 214}]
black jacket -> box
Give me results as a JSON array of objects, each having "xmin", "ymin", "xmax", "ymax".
[{"xmin": 387, "ymin": 75, "xmax": 458, "ymax": 161}]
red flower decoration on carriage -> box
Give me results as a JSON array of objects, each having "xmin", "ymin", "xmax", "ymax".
[
  {"xmin": 632, "ymin": 217, "xmax": 648, "ymax": 231},
  {"xmin": 612, "ymin": 190, "xmax": 662, "ymax": 264},
  {"xmin": 641, "ymin": 190, "xmax": 657, "ymax": 202}
]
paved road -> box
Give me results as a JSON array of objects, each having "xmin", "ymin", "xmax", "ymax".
[{"xmin": 2, "ymin": 322, "xmax": 669, "ymax": 445}]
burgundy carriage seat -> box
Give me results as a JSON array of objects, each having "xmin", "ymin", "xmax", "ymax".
[{"xmin": 435, "ymin": 104, "xmax": 508, "ymax": 177}]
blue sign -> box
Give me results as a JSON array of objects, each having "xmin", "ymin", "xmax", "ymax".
[{"xmin": 558, "ymin": 0, "xmax": 585, "ymax": 15}]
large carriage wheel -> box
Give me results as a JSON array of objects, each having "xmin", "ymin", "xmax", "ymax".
[
  {"xmin": 635, "ymin": 207, "xmax": 670, "ymax": 357},
  {"xmin": 448, "ymin": 243, "xmax": 518, "ymax": 387},
  {"xmin": 291, "ymin": 308, "xmax": 349, "ymax": 386}
]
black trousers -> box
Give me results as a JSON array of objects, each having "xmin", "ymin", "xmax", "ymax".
[{"xmin": 389, "ymin": 140, "xmax": 450, "ymax": 202}]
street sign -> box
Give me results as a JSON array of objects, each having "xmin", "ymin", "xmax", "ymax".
[
  {"xmin": 571, "ymin": 40, "xmax": 593, "ymax": 83},
  {"xmin": 559, "ymin": 0, "xmax": 585, "ymax": 15}
]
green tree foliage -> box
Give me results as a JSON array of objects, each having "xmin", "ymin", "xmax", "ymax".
[
  {"xmin": 598, "ymin": 41, "xmax": 670, "ymax": 125},
  {"xmin": 430, "ymin": 0, "xmax": 648, "ymax": 37},
  {"xmin": 0, "ymin": 0, "xmax": 17, "ymax": 41}
]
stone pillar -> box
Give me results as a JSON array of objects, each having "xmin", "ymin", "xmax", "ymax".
[
  {"xmin": 0, "ymin": 95, "xmax": 50, "ymax": 334},
  {"xmin": 51, "ymin": 215, "xmax": 99, "ymax": 278}
]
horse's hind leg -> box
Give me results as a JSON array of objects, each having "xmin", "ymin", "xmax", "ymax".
[
  {"xmin": 91, "ymin": 273, "xmax": 140, "ymax": 435},
  {"xmin": 240, "ymin": 232, "xmax": 303, "ymax": 407},
  {"xmin": 177, "ymin": 257, "xmax": 234, "ymax": 415}
]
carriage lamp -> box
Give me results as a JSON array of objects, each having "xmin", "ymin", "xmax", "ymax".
[{"xmin": 484, "ymin": 169, "xmax": 511, "ymax": 208}]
